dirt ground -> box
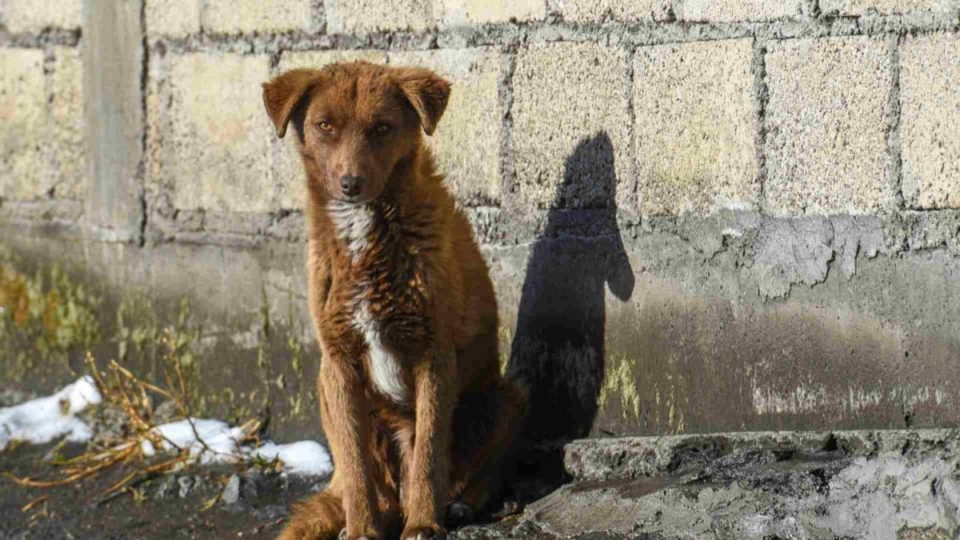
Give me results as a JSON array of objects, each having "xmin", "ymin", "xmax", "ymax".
[
  {"xmin": 0, "ymin": 439, "xmax": 320, "ymax": 539},
  {"xmin": 0, "ymin": 440, "xmax": 574, "ymax": 540},
  {"xmin": 5, "ymin": 387, "xmax": 959, "ymax": 539},
  {"xmin": 0, "ymin": 382, "xmax": 569, "ymax": 540}
]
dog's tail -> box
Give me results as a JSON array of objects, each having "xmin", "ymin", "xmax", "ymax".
[{"xmin": 277, "ymin": 489, "xmax": 344, "ymax": 540}]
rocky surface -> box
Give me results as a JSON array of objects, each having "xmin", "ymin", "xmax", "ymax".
[
  {"xmin": 452, "ymin": 430, "xmax": 960, "ymax": 540},
  {"xmin": 3, "ymin": 425, "xmax": 958, "ymax": 539}
]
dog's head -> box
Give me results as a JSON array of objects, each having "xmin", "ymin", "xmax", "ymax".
[{"xmin": 262, "ymin": 61, "xmax": 451, "ymax": 204}]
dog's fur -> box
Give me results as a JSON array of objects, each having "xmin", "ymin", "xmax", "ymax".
[{"xmin": 263, "ymin": 62, "xmax": 526, "ymax": 540}]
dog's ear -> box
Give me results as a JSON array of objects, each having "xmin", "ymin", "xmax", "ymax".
[
  {"xmin": 262, "ymin": 69, "xmax": 319, "ymax": 139},
  {"xmin": 396, "ymin": 68, "xmax": 451, "ymax": 136}
]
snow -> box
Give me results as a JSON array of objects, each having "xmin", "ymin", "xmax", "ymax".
[
  {"xmin": 142, "ymin": 418, "xmax": 333, "ymax": 476},
  {"xmin": 0, "ymin": 378, "xmax": 333, "ymax": 477},
  {"xmin": 140, "ymin": 418, "xmax": 246, "ymax": 463},
  {"xmin": 251, "ymin": 441, "xmax": 333, "ymax": 476},
  {"xmin": 0, "ymin": 376, "xmax": 102, "ymax": 451}
]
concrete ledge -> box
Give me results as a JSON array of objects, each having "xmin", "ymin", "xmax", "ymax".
[
  {"xmin": 503, "ymin": 430, "xmax": 960, "ymax": 539},
  {"xmin": 449, "ymin": 430, "xmax": 960, "ymax": 539},
  {"xmin": 563, "ymin": 428, "xmax": 960, "ymax": 481}
]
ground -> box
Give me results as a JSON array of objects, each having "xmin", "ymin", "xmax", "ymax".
[
  {"xmin": 0, "ymin": 439, "xmax": 309, "ymax": 539},
  {"xmin": 2, "ymin": 385, "xmax": 960, "ymax": 539}
]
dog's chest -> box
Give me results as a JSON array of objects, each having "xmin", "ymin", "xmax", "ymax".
[
  {"xmin": 327, "ymin": 201, "xmax": 376, "ymax": 258},
  {"xmin": 353, "ymin": 299, "xmax": 408, "ymax": 403},
  {"xmin": 328, "ymin": 201, "xmax": 427, "ymax": 404}
]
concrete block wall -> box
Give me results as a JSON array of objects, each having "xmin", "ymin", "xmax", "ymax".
[
  {"xmin": 2, "ymin": 0, "xmax": 960, "ymax": 440},
  {"xmin": 0, "ymin": 1, "xmax": 83, "ymax": 223}
]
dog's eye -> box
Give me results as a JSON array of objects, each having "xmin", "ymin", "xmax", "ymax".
[
  {"xmin": 316, "ymin": 121, "xmax": 333, "ymax": 132},
  {"xmin": 374, "ymin": 123, "xmax": 391, "ymax": 134}
]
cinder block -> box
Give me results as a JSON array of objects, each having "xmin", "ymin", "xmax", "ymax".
[
  {"xmin": 901, "ymin": 33, "xmax": 960, "ymax": 209},
  {"xmin": 556, "ymin": 0, "xmax": 671, "ymax": 22},
  {"xmin": 676, "ymin": 0, "xmax": 803, "ymax": 21},
  {"xmin": 147, "ymin": 52, "xmax": 276, "ymax": 213},
  {"xmin": 48, "ymin": 47, "xmax": 85, "ymax": 200},
  {"xmin": 1, "ymin": 0, "xmax": 82, "ymax": 32},
  {"xmin": 278, "ymin": 49, "xmax": 389, "ymax": 72},
  {"xmin": 436, "ymin": 0, "xmax": 546, "ymax": 26},
  {"xmin": 0, "ymin": 48, "xmax": 46, "ymax": 201},
  {"xmin": 764, "ymin": 37, "xmax": 892, "ymax": 216},
  {"xmin": 203, "ymin": 0, "xmax": 316, "ymax": 34},
  {"xmin": 389, "ymin": 48, "xmax": 505, "ymax": 205},
  {"xmin": 145, "ymin": 0, "xmax": 201, "ymax": 37},
  {"xmin": 819, "ymin": 0, "xmax": 954, "ymax": 16},
  {"xmin": 0, "ymin": 47, "xmax": 82, "ymax": 202},
  {"xmin": 326, "ymin": 0, "xmax": 434, "ymax": 33},
  {"xmin": 273, "ymin": 50, "xmax": 389, "ymax": 210},
  {"xmin": 633, "ymin": 39, "xmax": 759, "ymax": 216},
  {"xmin": 512, "ymin": 42, "xmax": 631, "ymax": 209}
]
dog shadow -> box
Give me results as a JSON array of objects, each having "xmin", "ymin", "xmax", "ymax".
[{"xmin": 505, "ymin": 132, "xmax": 635, "ymax": 499}]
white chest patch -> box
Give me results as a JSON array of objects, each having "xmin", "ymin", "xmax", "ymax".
[
  {"xmin": 329, "ymin": 201, "xmax": 407, "ymax": 403},
  {"xmin": 328, "ymin": 201, "xmax": 374, "ymax": 258},
  {"xmin": 354, "ymin": 301, "xmax": 408, "ymax": 403}
]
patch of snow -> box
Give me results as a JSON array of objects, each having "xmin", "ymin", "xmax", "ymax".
[
  {"xmin": 0, "ymin": 376, "xmax": 102, "ymax": 451},
  {"xmin": 143, "ymin": 418, "xmax": 333, "ymax": 477},
  {"xmin": 250, "ymin": 441, "xmax": 332, "ymax": 476},
  {"xmin": 141, "ymin": 418, "xmax": 245, "ymax": 463},
  {"xmin": 0, "ymin": 379, "xmax": 332, "ymax": 477}
]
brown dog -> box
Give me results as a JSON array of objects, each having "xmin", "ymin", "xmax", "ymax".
[{"xmin": 263, "ymin": 62, "xmax": 526, "ymax": 540}]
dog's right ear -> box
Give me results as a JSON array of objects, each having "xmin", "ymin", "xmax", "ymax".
[{"xmin": 262, "ymin": 69, "xmax": 319, "ymax": 139}]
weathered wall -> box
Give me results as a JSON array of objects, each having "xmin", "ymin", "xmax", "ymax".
[{"xmin": 1, "ymin": 0, "xmax": 960, "ymax": 441}]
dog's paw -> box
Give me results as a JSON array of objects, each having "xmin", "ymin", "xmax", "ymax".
[
  {"xmin": 445, "ymin": 501, "xmax": 474, "ymax": 527},
  {"xmin": 400, "ymin": 523, "xmax": 445, "ymax": 540},
  {"xmin": 338, "ymin": 529, "xmax": 374, "ymax": 540}
]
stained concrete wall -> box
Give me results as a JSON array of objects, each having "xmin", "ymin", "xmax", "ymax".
[{"xmin": 1, "ymin": 0, "xmax": 959, "ymax": 442}]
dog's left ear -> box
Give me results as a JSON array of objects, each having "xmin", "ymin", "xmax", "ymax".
[
  {"xmin": 262, "ymin": 69, "xmax": 319, "ymax": 139},
  {"xmin": 396, "ymin": 68, "xmax": 451, "ymax": 136}
]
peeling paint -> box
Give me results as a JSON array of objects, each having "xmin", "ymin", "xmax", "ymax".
[
  {"xmin": 497, "ymin": 326, "xmax": 512, "ymax": 376},
  {"xmin": 894, "ymin": 386, "xmax": 949, "ymax": 409},
  {"xmin": 847, "ymin": 387, "xmax": 883, "ymax": 414},
  {"xmin": 752, "ymin": 218, "xmax": 834, "ymax": 299},
  {"xmin": 750, "ymin": 384, "xmax": 941, "ymax": 417},
  {"xmin": 598, "ymin": 354, "xmax": 641, "ymax": 421}
]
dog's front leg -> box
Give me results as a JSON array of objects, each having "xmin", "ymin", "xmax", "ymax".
[
  {"xmin": 320, "ymin": 358, "xmax": 382, "ymax": 539},
  {"xmin": 402, "ymin": 346, "xmax": 456, "ymax": 540}
]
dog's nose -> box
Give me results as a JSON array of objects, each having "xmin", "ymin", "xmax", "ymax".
[{"xmin": 340, "ymin": 175, "xmax": 363, "ymax": 198}]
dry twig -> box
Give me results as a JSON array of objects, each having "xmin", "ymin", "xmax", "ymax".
[
  {"xmin": 5, "ymin": 351, "xmax": 260, "ymax": 502},
  {"xmin": 20, "ymin": 495, "xmax": 49, "ymax": 513}
]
